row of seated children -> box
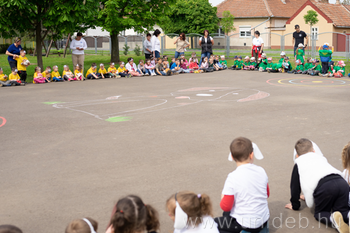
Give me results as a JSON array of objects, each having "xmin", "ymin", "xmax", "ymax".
[{"xmin": 3, "ymin": 138, "xmax": 350, "ymax": 233}]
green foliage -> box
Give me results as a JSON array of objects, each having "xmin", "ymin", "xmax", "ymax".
[
  {"xmin": 221, "ymin": 11, "xmax": 235, "ymax": 35},
  {"xmin": 133, "ymin": 45, "xmax": 141, "ymax": 56},
  {"xmin": 304, "ymin": 10, "xmax": 319, "ymax": 26},
  {"xmin": 0, "ymin": 44, "xmax": 10, "ymax": 54},
  {"xmin": 158, "ymin": 0, "xmax": 220, "ymax": 35},
  {"xmin": 342, "ymin": 0, "xmax": 350, "ymax": 5},
  {"xmin": 123, "ymin": 44, "xmax": 130, "ymax": 55}
]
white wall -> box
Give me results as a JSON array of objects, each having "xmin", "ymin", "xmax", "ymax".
[{"xmin": 83, "ymin": 25, "xmax": 163, "ymax": 37}]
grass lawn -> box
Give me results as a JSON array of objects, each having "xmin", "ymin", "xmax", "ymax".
[{"xmin": 1, "ymin": 50, "xmax": 349, "ymax": 83}]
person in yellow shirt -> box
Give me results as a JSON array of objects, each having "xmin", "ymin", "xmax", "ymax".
[
  {"xmin": 33, "ymin": 66, "xmax": 49, "ymax": 83},
  {"xmin": 117, "ymin": 61, "xmax": 130, "ymax": 78},
  {"xmin": 0, "ymin": 67, "xmax": 11, "ymax": 87},
  {"xmin": 86, "ymin": 63, "xmax": 99, "ymax": 79},
  {"xmin": 74, "ymin": 64, "xmax": 84, "ymax": 81},
  {"xmin": 14, "ymin": 50, "xmax": 30, "ymax": 83},
  {"xmin": 5, "ymin": 68, "xmax": 24, "ymax": 86},
  {"xmin": 62, "ymin": 65, "xmax": 74, "ymax": 81},
  {"xmin": 108, "ymin": 62, "xmax": 120, "ymax": 78},
  {"xmin": 98, "ymin": 63, "xmax": 109, "ymax": 78},
  {"xmin": 51, "ymin": 65, "xmax": 64, "ymax": 82},
  {"xmin": 42, "ymin": 66, "xmax": 52, "ymax": 82}
]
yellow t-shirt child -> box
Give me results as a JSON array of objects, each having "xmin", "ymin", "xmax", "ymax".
[
  {"xmin": 9, "ymin": 73, "xmax": 20, "ymax": 80},
  {"xmin": 99, "ymin": 68, "xmax": 107, "ymax": 74},
  {"xmin": 108, "ymin": 67, "xmax": 117, "ymax": 73},
  {"xmin": 63, "ymin": 70, "xmax": 72, "ymax": 77},
  {"xmin": 51, "ymin": 71, "xmax": 61, "ymax": 78},
  {"xmin": 15, "ymin": 56, "xmax": 28, "ymax": 71},
  {"xmin": 42, "ymin": 71, "xmax": 51, "ymax": 81},
  {"xmin": 86, "ymin": 68, "xmax": 97, "ymax": 77},
  {"xmin": 117, "ymin": 67, "xmax": 127, "ymax": 73},
  {"xmin": 0, "ymin": 74, "xmax": 8, "ymax": 81}
]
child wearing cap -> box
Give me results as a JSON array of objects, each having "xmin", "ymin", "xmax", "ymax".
[
  {"xmin": 231, "ymin": 56, "xmax": 238, "ymax": 70},
  {"xmin": 220, "ymin": 55, "xmax": 227, "ymax": 69},
  {"xmin": 282, "ymin": 57, "xmax": 292, "ymax": 73},
  {"xmin": 333, "ymin": 61, "xmax": 346, "ymax": 78},
  {"xmin": 108, "ymin": 62, "xmax": 119, "ymax": 78},
  {"xmin": 14, "ymin": 50, "xmax": 30, "ymax": 83},
  {"xmin": 62, "ymin": 65, "xmax": 75, "ymax": 81},
  {"xmin": 249, "ymin": 57, "xmax": 256, "ymax": 70},
  {"xmin": 265, "ymin": 58, "xmax": 274, "ymax": 73},
  {"xmin": 1, "ymin": 67, "xmax": 23, "ymax": 86},
  {"xmin": 215, "ymin": 137, "xmax": 269, "ymax": 233},
  {"xmin": 259, "ymin": 54, "xmax": 268, "ymax": 72},
  {"xmin": 98, "ymin": 63, "xmax": 109, "ymax": 79},
  {"xmin": 279, "ymin": 51, "xmax": 286, "ymax": 63},
  {"xmin": 235, "ymin": 56, "xmax": 243, "ymax": 70},
  {"xmin": 289, "ymin": 60, "xmax": 304, "ymax": 74},
  {"xmin": 74, "ymin": 64, "xmax": 84, "ymax": 81},
  {"xmin": 117, "ymin": 61, "xmax": 130, "ymax": 78},
  {"xmin": 42, "ymin": 66, "xmax": 52, "ymax": 82},
  {"xmin": 307, "ymin": 59, "xmax": 321, "ymax": 76},
  {"xmin": 33, "ymin": 66, "xmax": 49, "ymax": 83},
  {"xmin": 51, "ymin": 65, "xmax": 64, "ymax": 82},
  {"xmin": 86, "ymin": 63, "xmax": 99, "ymax": 79},
  {"xmin": 295, "ymin": 43, "xmax": 305, "ymax": 64},
  {"xmin": 242, "ymin": 56, "xmax": 250, "ymax": 70},
  {"xmin": 126, "ymin": 57, "xmax": 142, "ymax": 76},
  {"xmin": 319, "ymin": 43, "xmax": 333, "ymax": 75}
]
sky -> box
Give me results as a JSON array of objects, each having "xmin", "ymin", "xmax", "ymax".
[{"xmin": 209, "ymin": 0, "xmax": 337, "ymax": 6}]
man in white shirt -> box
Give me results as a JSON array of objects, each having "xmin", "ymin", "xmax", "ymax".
[{"xmin": 70, "ymin": 32, "xmax": 87, "ymax": 71}]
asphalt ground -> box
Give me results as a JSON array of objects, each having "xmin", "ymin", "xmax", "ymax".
[{"xmin": 1, "ymin": 70, "xmax": 350, "ymax": 233}]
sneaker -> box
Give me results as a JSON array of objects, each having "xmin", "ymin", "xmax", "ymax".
[
  {"xmin": 0, "ymin": 83, "xmax": 3, "ymax": 87},
  {"xmin": 331, "ymin": 211, "xmax": 348, "ymax": 233},
  {"xmin": 127, "ymin": 74, "xmax": 131, "ymax": 78},
  {"xmin": 145, "ymin": 73, "xmax": 149, "ymax": 76},
  {"xmin": 267, "ymin": 69, "xmax": 271, "ymax": 73}
]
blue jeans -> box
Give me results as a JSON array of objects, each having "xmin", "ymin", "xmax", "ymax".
[
  {"xmin": 157, "ymin": 71, "xmax": 166, "ymax": 76},
  {"xmin": 200, "ymin": 52, "xmax": 211, "ymax": 66},
  {"xmin": 154, "ymin": 51, "xmax": 160, "ymax": 58},
  {"xmin": 52, "ymin": 77, "xmax": 64, "ymax": 82},
  {"xmin": 175, "ymin": 51, "xmax": 184, "ymax": 59}
]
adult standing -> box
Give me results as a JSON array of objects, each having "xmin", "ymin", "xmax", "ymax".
[
  {"xmin": 144, "ymin": 33, "xmax": 152, "ymax": 59},
  {"xmin": 151, "ymin": 29, "xmax": 161, "ymax": 58},
  {"xmin": 251, "ymin": 31, "xmax": 264, "ymax": 62},
  {"xmin": 5, "ymin": 37, "xmax": 22, "ymax": 69},
  {"xmin": 70, "ymin": 32, "xmax": 87, "ymax": 70},
  {"xmin": 292, "ymin": 25, "xmax": 308, "ymax": 56},
  {"xmin": 174, "ymin": 33, "xmax": 190, "ymax": 59},
  {"xmin": 199, "ymin": 30, "xmax": 214, "ymax": 65}
]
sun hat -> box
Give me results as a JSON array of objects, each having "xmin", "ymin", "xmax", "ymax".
[
  {"xmin": 280, "ymin": 51, "xmax": 286, "ymax": 56},
  {"xmin": 298, "ymin": 43, "xmax": 304, "ymax": 48}
]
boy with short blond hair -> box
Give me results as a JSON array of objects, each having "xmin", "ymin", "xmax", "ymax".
[{"xmin": 14, "ymin": 50, "xmax": 30, "ymax": 83}]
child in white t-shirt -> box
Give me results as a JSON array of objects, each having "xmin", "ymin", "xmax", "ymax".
[
  {"xmin": 215, "ymin": 137, "xmax": 269, "ymax": 233},
  {"xmin": 166, "ymin": 191, "xmax": 219, "ymax": 233}
]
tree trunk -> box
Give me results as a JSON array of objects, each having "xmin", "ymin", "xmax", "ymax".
[
  {"xmin": 111, "ymin": 32, "xmax": 120, "ymax": 62},
  {"xmin": 35, "ymin": 22, "xmax": 43, "ymax": 69}
]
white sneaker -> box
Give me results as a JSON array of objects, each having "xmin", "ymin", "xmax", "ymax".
[{"xmin": 331, "ymin": 211, "xmax": 348, "ymax": 233}]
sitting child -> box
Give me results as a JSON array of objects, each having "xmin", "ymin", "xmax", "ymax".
[
  {"xmin": 209, "ymin": 58, "xmax": 219, "ymax": 71},
  {"xmin": 215, "ymin": 137, "xmax": 269, "ymax": 233},
  {"xmin": 243, "ymin": 56, "xmax": 250, "ymax": 70},
  {"xmin": 333, "ymin": 61, "xmax": 346, "ymax": 78},
  {"xmin": 163, "ymin": 55, "xmax": 169, "ymax": 68},
  {"xmin": 106, "ymin": 195, "xmax": 159, "ymax": 233},
  {"xmin": 74, "ymin": 64, "xmax": 84, "ymax": 81},
  {"xmin": 259, "ymin": 55, "xmax": 268, "ymax": 72},
  {"xmin": 180, "ymin": 55, "xmax": 189, "ymax": 67},
  {"xmin": 289, "ymin": 60, "xmax": 304, "ymax": 74},
  {"xmin": 0, "ymin": 67, "xmax": 10, "ymax": 86},
  {"xmin": 189, "ymin": 58, "xmax": 200, "ymax": 71},
  {"xmin": 166, "ymin": 191, "xmax": 219, "ymax": 233},
  {"xmin": 34, "ymin": 66, "xmax": 50, "ymax": 83},
  {"xmin": 171, "ymin": 59, "xmax": 183, "ymax": 74},
  {"xmin": 169, "ymin": 57, "xmax": 176, "ymax": 69},
  {"xmin": 145, "ymin": 59, "xmax": 156, "ymax": 76},
  {"xmin": 155, "ymin": 58, "xmax": 166, "ymax": 76},
  {"xmin": 51, "ymin": 65, "xmax": 64, "ymax": 82},
  {"xmin": 86, "ymin": 63, "xmax": 99, "ymax": 79},
  {"xmin": 65, "ymin": 218, "xmax": 98, "ymax": 233},
  {"xmin": 282, "ymin": 57, "xmax": 292, "ymax": 73},
  {"xmin": 306, "ymin": 59, "xmax": 321, "ymax": 76},
  {"xmin": 285, "ymin": 138, "xmax": 348, "ymax": 231},
  {"xmin": 42, "ymin": 66, "xmax": 52, "ymax": 82},
  {"xmin": 138, "ymin": 60, "xmax": 147, "ymax": 76},
  {"xmin": 108, "ymin": 62, "xmax": 119, "ymax": 78},
  {"xmin": 117, "ymin": 62, "xmax": 130, "ymax": 78},
  {"xmin": 5, "ymin": 68, "xmax": 24, "ymax": 86},
  {"xmin": 163, "ymin": 59, "xmax": 172, "ymax": 76},
  {"xmin": 265, "ymin": 58, "xmax": 274, "ymax": 73},
  {"xmin": 98, "ymin": 63, "xmax": 109, "ymax": 78},
  {"xmin": 180, "ymin": 59, "xmax": 191, "ymax": 73},
  {"xmin": 249, "ymin": 57, "xmax": 257, "ymax": 70},
  {"xmin": 235, "ymin": 56, "xmax": 243, "ymax": 70},
  {"xmin": 126, "ymin": 58, "xmax": 142, "ymax": 77},
  {"xmin": 302, "ymin": 58, "xmax": 313, "ymax": 74},
  {"xmin": 189, "ymin": 52, "xmax": 198, "ymax": 64},
  {"xmin": 231, "ymin": 56, "xmax": 238, "ymax": 70},
  {"xmin": 200, "ymin": 57, "xmax": 212, "ymax": 72},
  {"xmin": 214, "ymin": 55, "xmax": 223, "ymax": 70},
  {"xmin": 220, "ymin": 55, "xmax": 228, "ymax": 69}
]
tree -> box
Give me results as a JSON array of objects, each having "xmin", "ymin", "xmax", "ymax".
[
  {"xmin": 220, "ymin": 11, "xmax": 235, "ymax": 35},
  {"xmin": 98, "ymin": 0, "xmax": 174, "ymax": 62},
  {"xmin": 342, "ymin": 0, "xmax": 350, "ymax": 5},
  {"xmin": 158, "ymin": 0, "xmax": 219, "ymax": 35},
  {"xmin": 0, "ymin": 0, "xmax": 100, "ymax": 69},
  {"xmin": 304, "ymin": 10, "xmax": 318, "ymax": 56}
]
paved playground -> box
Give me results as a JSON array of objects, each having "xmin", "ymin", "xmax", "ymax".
[{"xmin": 1, "ymin": 70, "xmax": 350, "ymax": 233}]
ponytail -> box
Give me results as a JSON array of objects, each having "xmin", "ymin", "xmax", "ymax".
[
  {"xmin": 199, "ymin": 194, "xmax": 213, "ymax": 217},
  {"xmin": 111, "ymin": 211, "xmax": 134, "ymax": 233},
  {"xmin": 145, "ymin": 204, "xmax": 160, "ymax": 231}
]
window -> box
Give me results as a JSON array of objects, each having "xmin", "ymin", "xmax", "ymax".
[
  {"xmin": 217, "ymin": 26, "xmax": 223, "ymax": 36},
  {"xmin": 239, "ymin": 26, "xmax": 251, "ymax": 38},
  {"xmin": 311, "ymin": 27, "xmax": 318, "ymax": 40}
]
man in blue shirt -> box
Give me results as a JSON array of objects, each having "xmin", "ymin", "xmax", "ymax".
[{"xmin": 5, "ymin": 37, "xmax": 22, "ymax": 69}]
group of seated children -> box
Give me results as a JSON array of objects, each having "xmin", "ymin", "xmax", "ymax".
[
  {"xmin": 231, "ymin": 42, "xmax": 346, "ymax": 78},
  {"xmin": 2, "ymin": 138, "xmax": 350, "ymax": 233}
]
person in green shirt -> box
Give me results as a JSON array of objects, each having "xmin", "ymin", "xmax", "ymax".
[
  {"xmin": 333, "ymin": 60, "xmax": 346, "ymax": 78},
  {"xmin": 259, "ymin": 54, "xmax": 268, "ymax": 72},
  {"xmin": 283, "ymin": 57, "xmax": 293, "ymax": 73},
  {"xmin": 231, "ymin": 56, "xmax": 238, "ymax": 70},
  {"xmin": 243, "ymin": 56, "xmax": 250, "ymax": 70},
  {"xmin": 249, "ymin": 57, "xmax": 257, "ymax": 70},
  {"xmin": 319, "ymin": 43, "xmax": 333, "ymax": 75},
  {"xmin": 266, "ymin": 58, "xmax": 274, "ymax": 73},
  {"xmin": 307, "ymin": 59, "xmax": 322, "ymax": 76},
  {"xmin": 235, "ymin": 56, "xmax": 244, "ymax": 70},
  {"xmin": 303, "ymin": 58, "xmax": 313, "ymax": 74},
  {"xmin": 295, "ymin": 43, "xmax": 305, "ymax": 64},
  {"xmin": 290, "ymin": 59, "xmax": 304, "ymax": 74},
  {"xmin": 220, "ymin": 55, "xmax": 227, "ymax": 70},
  {"xmin": 279, "ymin": 51, "xmax": 286, "ymax": 64}
]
